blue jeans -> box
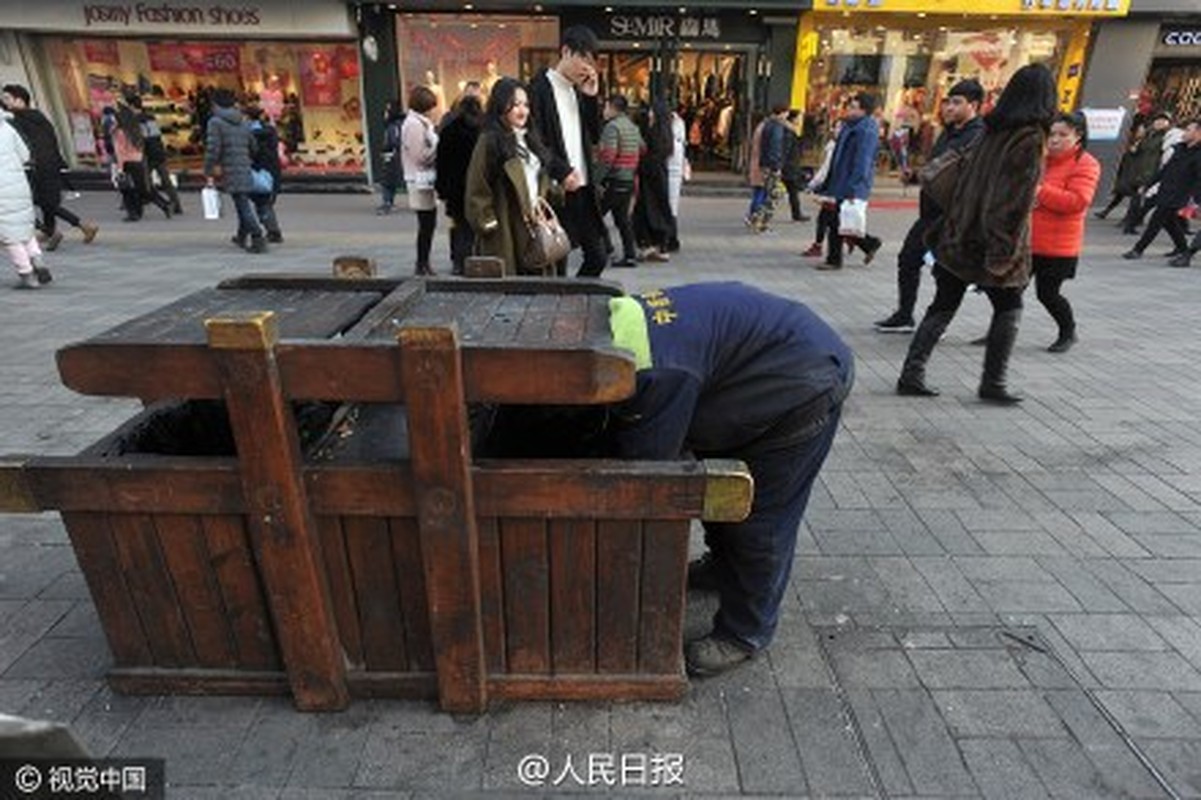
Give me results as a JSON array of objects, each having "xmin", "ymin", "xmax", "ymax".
[
  {"xmin": 748, "ymin": 186, "xmax": 768, "ymax": 217},
  {"xmin": 231, "ymin": 192, "xmax": 263, "ymax": 240},
  {"xmin": 703, "ymin": 405, "xmax": 844, "ymax": 651}
]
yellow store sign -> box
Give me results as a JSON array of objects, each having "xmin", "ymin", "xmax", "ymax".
[{"xmin": 813, "ymin": 0, "xmax": 1129, "ymax": 15}]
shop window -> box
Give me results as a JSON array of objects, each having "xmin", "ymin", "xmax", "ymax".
[
  {"xmin": 39, "ymin": 36, "xmax": 364, "ymax": 174},
  {"xmin": 1139, "ymin": 60, "xmax": 1201, "ymax": 122}
]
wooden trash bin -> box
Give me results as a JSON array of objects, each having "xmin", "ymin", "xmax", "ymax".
[{"xmin": 0, "ymin": 275, "xmax": 752, "ymax": 713}]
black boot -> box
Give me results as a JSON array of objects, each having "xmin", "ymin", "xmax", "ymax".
[
  {"xmin": 978, "ymin": 309, "xmax": 1023, "ymax": 404},
  {"xmin": 897, "ymin": 309, "xmax": 954, "ymax": 396},
  {"xmin": 246, "ymin": 235, "xmax": 267, "ymax": 254}
]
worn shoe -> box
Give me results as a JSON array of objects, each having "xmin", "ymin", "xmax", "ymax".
[
  {"xmin": 1169, "ymin": 253, "xmax": 1192, "ymax": 268},
  {"xmin": 32, "ymin": 265, "xmax": 52, "ymax": 285},
  {"xmin": 246, "ymin": 236, "xmax": 267, "ymax": 254},
  {"xmin": 1047, "ymin": 332, "xmax": 1076, "ymax": 353},
  {"xmin": 230, "ymin": 235, "xmax": 247, "ymax": 250},
  {"xmin": 801, "ymin": 242, "xmax": 823, "ymax": 258},
  {"xmin": 686, "ymin": 553, "xmax": 721, "ymax": 593},
  {"xmin": 896, "ymin": 377, "xmax": 939, "ymax": 397},
  {"xmin": 645, "ymin": 249, "xmax": 671, "ymax": 263},
  {"xmin": 13, "ymin": 272, "xmax": 39, "ymax": 290},
  {"xmin": 414, "ymin": 263, "xmax": 435, "ymax": 276},
  {"xmin": 815, "ymin": 261, "xmax": 842, "ymax": 271},
  {"xmin": 266, "ymin": 231, "xmax": 284, "ymax": 244},
  {"xmin": 43, "ymin": 231, "xmax": 63, "ymax": 252},
  {"xmin": 1121, "ymin": 249, "xmax": 1143, "ymax": 260},
  {"xmin": 611, "ymin": 257, "xmax": 638, "ymax": 268},
  {"xmin": 874, "ymin": 312, "xmax": 915, "ymax": 333},
  {"xmin": 685, "ymin": 635, "xmax": 755, "ymax": 678},
  {"xmin": 862, "ymin": 240, "xmax": 881, "ymax": 265},
  {"xmin": 979, "ymin": 385, "xmax": 1024, "ymax": 405},
  {"xmin": 969, "ymin": 334, "xmax": 988, "ymax": 346},
  {"xmin": 81, "ymin": 220, "xmax": 99, "ymax": 244}
]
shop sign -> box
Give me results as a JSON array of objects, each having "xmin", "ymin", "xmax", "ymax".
[
  {"xmin": 814, "ymin": 0, "xmax": 1129, "ymax": 15},
  {"xmin": 1162, "ymin": 30, "xmax": 1201, "ymax": 47},
  {"xmin": 2, "ymin": 0, "xmax": 355, "ymax": 37},
  {"xmin": 608, "ymin": 15, "xmax": 722, "ymax": 41},
  {"xmin": 1081, "ymin": 107, "xmax": 1126, "ymax": 141},
  {"xmin": 82, "ymin": 39, "xmax": 121, "ymax": 65},
  {"xmin": 83, "ymin": 3, "xmax": 263, "ymax": 28},
  {"xmin": 562, "ymin": 9, "xmax": 764, "ymax": 45},
  {"xmin": 146, "ymin": 42, "xmax": 241, "ymax": 74}
]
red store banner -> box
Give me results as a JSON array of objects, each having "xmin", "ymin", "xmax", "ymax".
[
  {"xmin": 82, "ymin": 39, "xmax": 120, "ymax": 66},
  {"xmin": 299, "ymin": 47, "xmax": 341, "ymax": 106},
  {"xmin": 147, "ymin": 43, "xmax": 242, "ymax": 75}
]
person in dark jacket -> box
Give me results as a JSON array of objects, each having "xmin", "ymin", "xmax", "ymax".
[
  {"xmin": 246, "ymin": 106, "xmax": 284, "ymax": 245},
  {"xmin": 605, "ymin": 282, "xmax": 853, "ymax": 677},
  {"xmin": 1120, "ymin": 112, "xmax": 1172, "ymax": 234},
  {"xmin": 896, "ymin": 63, "xmax": 1055, "ymax": 405},
  {"xmin": 815, "ymin": 92, "xmax": 882, "ymax": 270},
  {"xmin": 528, "ymin": 25, "xmax": 607, "ymax": 277},
  {"xmin": 874, "ymin": 79, "xmax": 985, "ymax": 332},
  {"xmin": 595, "ymin": 94, "xmax": 644, "ymax": 268},
  {"xmin": 377, "ymin": 101, "xmax": 404, "ymax": 215},
  {"xmin": 1, "ymin": 84, "xmax": 99, "ymax": 249},
  {"xmin": 1094, "ymin": 121, "xmax": 1145, "ymax": 222},
  {"xmin": 127, "ymin": 95, "xmax": 183, "ymax": 216},
  {"xmin": 434, "ymin": 94, "xmax": 483, "ymax": 274},
  {"xmin": 1122, "ymin": 119, "xmax": 1201, "ymax": 267},
  {"xmin": 780, "ymin": 110, "xmax": 811, "ymax": 224},
  {"xmin": 747, "ymin": 105, "xmax": 790, "ymax": 233},
  {"xmin": 204, "ymin": 88, "xmax": 267, "ymax": 253},
  {"xmin": 632, "ymin": 100, "xmax": 676, "ymax": 263}
]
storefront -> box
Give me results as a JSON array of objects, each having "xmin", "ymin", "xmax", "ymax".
[
  {"xmin": 5, "ymin": 0, "xmax": 364, "ymax": 177},
  {"xmin": 1139, "ymin": 24, "xmax": 1201, "ymax": 121},
  {"xmin": 791, "ymin": 0, "xmax": 1129, "ymax": 155}
]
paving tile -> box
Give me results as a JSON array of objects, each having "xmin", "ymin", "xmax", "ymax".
[
  {"xmin": 872, "ymin": 689, "xmax": 978, "ymax": 795},
  {"xmin": 284, "ymin": 702, "xmax": 375, "ymax": 790},
  {"xmin": 1016, "ymin": 738, "xmax": 1123, "ymax": 800},
  {"xmin": 827, "ymin": 646, "xmax": 921, "ymax": 690},
  {"xmin": 972, "ymin": 581, "xmax": 1083, "ymax": 614},
  {"xmin": 724, "ymin": 681, "xmax": 808, "ymax": 794},
  {"xmin": 1080, "ymin": 651, "xmax": 1201, "ymax": 691},
  {"xmin": 843, "ymin": 689, "xmax": 913, "ymax": 797},
  {"xmin": 3, "ymin": 634, "xmax": 111, "ymax": 679},
  {"xmin": 971, "ymin": 531, "xmax": 1070, "ymax": 557},
  {"xmin": 1136, "ymin": 740, "xmax": 1201, "ymax": 798},
  {"xmin": 906, "ymin": 649, "xmax": 1030, "ymax": 689},
  {"xmin": 1079, "ymin": 561, "xmax": 1182, "ymax": 615},
  {"xmin": 959, "ymin": 737, "xmax": 1049, "ymax": 799},
  {"xmin": 111, "ymin": 724, "xmax": 242, "ymax": 786},
  {"xmin": 355, "ymin": 730, "xmax": 486, "ymax": 792},
  {"xmin": 1094, "ymin": 690, "xmax": 1201, "ymax": 738},
  {"xmin": 932, "ymin": 689, "xmax": 1065, "ymax": 737},
  {"xmin": 781, "ymin": 689, "xmax": 875, "ymax": 796},
  {"xmin": 1047, "ymin": 614, "xmax": 1169, "ymax": 652},
  {"xmin": 1032, "ymin": 558, "xmax": 1130, "ymax": 613}
]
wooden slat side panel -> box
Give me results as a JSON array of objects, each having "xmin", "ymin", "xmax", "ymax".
[
  {"xmin": 596, "ymin": 520, "xmax": 642, "ymax": 674},
  {"xmin": 637, "ymin": 521, "xmax": 689, "ymax": 676},
  {"xmin": 316, "ymin": 515, "xmax": 364, "ymax": 668},
  {"xmin": 549, "ymin": 519, "xmax": 595, "ymax": 675},
  {"xmin": 109, "ymin": 513, "xmax": 197, "ymax": 668},
  {"xmin": 202, "ymin": 515, "xmax": 279, "ymax": 671},
  {"xmin": 60, "ymin": 512, "xmax": 153, "ymax": 666},
  {"xmin": 57, "ymin": 344, "xmax": 222, "ymax": 400},
  {"xmin": 343, "ymin": 516, "xmax": 408, "ymax": 671},
  {"xmin": 477, "ymin": 517, "xmax": 506, "ymax": 676},
  {"xmin": 155, "ymin": 515, "xmax": 238, "ymax": 669},
  {"xmin": 500, "ymin": 518, "xmax": 550, "ymax": 675},
  {"xmin": 390, "ymin": 516, "xmax": 434, "ymax": 672}
]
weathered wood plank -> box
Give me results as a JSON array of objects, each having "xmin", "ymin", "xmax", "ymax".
[
  {"xmin": 549, "ymin": 519, "xmax": 595, "ymax": 674},
  {"xmin": 316, "ymin": 515, "xmax": 365, "ymax": 667},
  {"xmin": 390, "ymin": 516, "xmax": 434, "ymax": 672},
  {"xmin": 343, "ymin": 515, "xmax": 408, "ymax": 671},
  {"xmin": 637, "ymin": 521, "xmax": 688, "ymax": 675},
  {"xmin": 596, "ymin": 520, "xmax": 642, "ymax": 674},
  {"xmin": 488, "ymin": 675, "xmax": 687, "ymax": 702},
  {"xmin": 207, "ymin": 312, "xmax": 349, "ymax": 710},
  {"xmin": 399, "ymin": 324, "xmax": 487, "ymax": 712},
  {"xmin": 60, "ymin": 512, "xmax": 153, "ymax": 666},
  {"xmin": 202, "ymin": 515, "xmax": 279, "ymax": 670},
  {"xmin": 109, "ymin": 513, "xmax": 197, "ymax": 667},
  {"xmin": 477, "ymin": 516, "xmax": 506, "ymax": 675},
  {"xmin": 501, "ymin": 518, "xmax": 550, "ymax": 675},
  {"xmin": 155, "ymin": 514, "xmax": 238, "ymax": 669}
]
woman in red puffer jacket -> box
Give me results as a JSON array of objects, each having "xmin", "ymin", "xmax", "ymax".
[{"xmin": 1031, "ymin": 111, "xmax": 1100, "ymax": 353}]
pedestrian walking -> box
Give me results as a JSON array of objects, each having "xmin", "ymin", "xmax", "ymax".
[
  {"xmin": 802, "ymin": 120, "xmax": 840, "ymax": 259},
  {"xmin": 401, "ymin": 85, "xmax": 439, "ymax": 276},
  {"xmin": 896, "ymin": 63, "xmax": 1057, "ymax": 404},
  {"xmin": 246, "ymin": 106, "xmax": 284, "ymax": 244},
  {"xmin": 594, "ymin": 94, "xmax": 643, "ymax": 268},
  {"xmin": 1030, "ymin": 111, "xmax": 1100, "ymax": 353},
  {"xmin": 781, "ymin": 110, "xmax": 811, "ymax": 224},
  {"xmin": 377, "ymin": 101, "xmax": 404, "ymax": 215},
  {"xmin": 873, "ymin": 79, "xmax": 985, "ymax": 333},
  {"xmin": 1093, "ymin": 121, "xmax": 1145, "ymax": 223},
  {"xmin": 203, "ymin": 88, "xmax": 265, "ymax": 252},
  {"xmin": 814, "ymin": 93, "xmax": 882, "ymax": 270},
  {"xmin": 604, "ymin": 282, "xmax": 853, "ymax": 677},
  {"xmin": 114, "ymin": 97, "xmax": 173, "ymax": 223},
  {"xmin": 1118, "ymin": 113, "xmax": 1171, "ymax": 234},
  {"xmin": 632, "ymin": 99, "xmax": 676, "ymax": 262},
  {"xmin": 529, "ymin": 26, "xmax": 607, "ymax": 277},
  {"xmin": 665, "ymin": 105, "xmax": 688, "ymax": 249},
  {"xmin": 1122, "ymin": 119, "xmax": 1201, "ymax": 267},
  {"xmin": 128, "ymin": 95, "xmax": 183, "ymax": 216},
  {"xmin": 1, "ymin": 84, "xmax": 98, "ymax": 248},
  {"xmin": 464, "ymin": 77, "xmax": 559, "ymax": 276},
  {"xmin": 434, "ymin": 93, "xmax": 483, "ymax": 275},
  {"xmin": 0, "ymin": 109, "xmax": 50, "ymax": 288}
]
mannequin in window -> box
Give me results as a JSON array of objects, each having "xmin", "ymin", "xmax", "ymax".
[
  {"xmin": 425, "ymin": 69, "xmax": 446, "ymax": 121},
  {"xmin": 481, "ymin": 61, "xmax": 500, "ymax": 96}
]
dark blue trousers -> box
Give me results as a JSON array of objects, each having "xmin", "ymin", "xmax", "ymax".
[{"xmin": 703, "ymin": 406, "xmax": 843, "ymax": 651}]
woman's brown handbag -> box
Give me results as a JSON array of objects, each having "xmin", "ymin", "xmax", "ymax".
[{"xmin": 521, "ymin": 197, "xmax": 572, "ymax": 273}]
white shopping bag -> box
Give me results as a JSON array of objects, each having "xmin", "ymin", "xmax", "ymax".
[
  {"xmin": 838, "ymin": 198, "xmax": 868, "ymax": 238},
  {"xmin": 201, "ymin": 186, "xmax": 222, "ymax": 220}
]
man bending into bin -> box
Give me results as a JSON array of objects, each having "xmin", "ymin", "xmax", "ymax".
[{"xmin": 606, "ymin": 282, "xmax": 854, "ymax": 676}]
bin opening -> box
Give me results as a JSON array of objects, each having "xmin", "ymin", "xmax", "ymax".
[
  {"xmin": 472, "ymin": 404, "xmax": 612, "ymax": 459},
  {"xmin": 99, "ymin": 399, "xmax": 345, "ymax": 458}
]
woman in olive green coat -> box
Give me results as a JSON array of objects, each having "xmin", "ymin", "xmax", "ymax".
[{"xmin": 465, "ymin": 77, "xmax": 560, "ymax": 275}]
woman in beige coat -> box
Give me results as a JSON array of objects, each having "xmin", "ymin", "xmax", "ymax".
[
  {"xmin": 401, "ymin": 85, "xmax": 439, "ymax": 275},
  {"xmin": 465, "ymin": 77, "xmax": 559, "ymax": 275},
  {"xmin": 897, "ymin": 64, "xmax": 1056, "ymax": 404}
]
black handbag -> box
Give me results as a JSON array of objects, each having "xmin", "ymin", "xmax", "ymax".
[{"xmin": 114, "ymin": 170, "xmax": 136, "ymax": 191}]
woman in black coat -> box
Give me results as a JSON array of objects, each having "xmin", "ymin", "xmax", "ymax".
[
  {"xmin": 435, "ymin": 95, "xmax": 484, "ymax": 274},
  {"xmin": 632, "ymin": 99, "xmax": 676, "ymax": 262}
]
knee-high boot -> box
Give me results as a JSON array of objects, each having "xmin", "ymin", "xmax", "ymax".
[
  {"xmin": 978, "ymin": 308, "xmax": 1023, "ymax": 404},
  {"xmin": 897, "ymin": 309, "xmax": 955, "ymax": 396}
]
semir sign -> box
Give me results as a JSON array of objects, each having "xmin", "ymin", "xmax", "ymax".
[
  {"xmin": 1162, "ymin": 29, "xmax": 1201, "ymax": 47},
  {"xmin": 608, "ymin": 15, "xmax": 722, "ymax": 40}
]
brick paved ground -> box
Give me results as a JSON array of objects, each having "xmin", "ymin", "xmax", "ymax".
[{"xmin": 1, "ymin": 186, "xmax": 1200, "ymax": 798}]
